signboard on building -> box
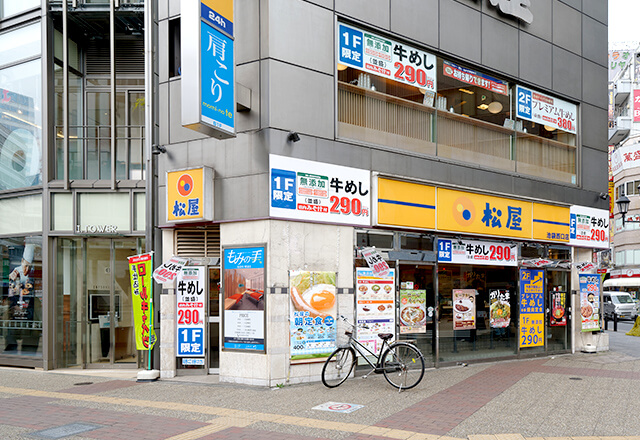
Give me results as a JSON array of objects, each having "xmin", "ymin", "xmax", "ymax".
[
  {"xmin": 569, "ymin": 206, "xmax": 610, "ymax": 249},
  {"xmin": 443, "ymin": 61, "xmax": 508, "ymax": 95},
  {"xmin": 634, "ymin": 90, "xmax": 640, "ymax": 122},
  {"xmin": 438, "ymin": 238, "xmax": 517, "ymax": 267},
  {"xmin": 337, "ymin": 22, "xmax": 437, "ymax": 99},
  {"xmin": 181, "ymin": 0, "xmax": 235, "ymax": 139},
  {"xmin": 222, "ymin": 247, "xmax": 266, "ymax": 351},
  {"xmin": 519, "ymin": 269, "xmax": 544, "ymax": 348},
  {"xmin": 516, "ymin": 85, "xmax": 577, "ymax": 134},
  {"xmin": 153, "ymin": 256, "xmax": 189, "ymax": 284},
  {"xmin": 356, "ymin": 268, "xmax": 395, "ymax": 353},
  {"xmin": 360, "ymin": 247, "xmax": 390, "ymax": 277},
  {"xmin": 176, "ymin": 266, "xmax": 206, "ymax": 357},
  {"xmin": 611, "ymin": 143, "xmax": 640, "ymax": 176},
  {"xmin": 167, "ymin": 167, "xmax": 214, "ymax": 223},
  {"xmin": 269, "ymin": 154, "xmax": 371, "ymax": 226}
]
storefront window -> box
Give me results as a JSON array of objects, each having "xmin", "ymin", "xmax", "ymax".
[
  {"xmin": 1, "ymin": 237, "xmax": 43, "ymax": 357},
  {"xmin": 0, "ymin": 59, "xmax": 42, "ymax": 190},
  {"xmin": 438, "ymin": 264, "xmax": 518, "ymax": 363}
]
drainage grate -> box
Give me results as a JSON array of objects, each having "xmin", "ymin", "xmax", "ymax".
[
  {"xmin": 569, "ymin": 377, "xmax": 583, "ymax": 380},
  {"xmin": 73, "ymin": 382, "xmax": 93, "ymax": 386},
  {"xmin": 30, "ymin": 423, "xmax": 103, "ymax": 439}
]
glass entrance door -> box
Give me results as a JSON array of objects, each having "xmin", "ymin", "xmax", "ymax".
[
  {"xmin": 398, "ymin": 264, "xmax": 436, "ymax": 367},
  {"xmin": 86, "ymin": 239, "xmax": 137, "ymax": 366},
  {"xmin": 208, "ymin": 268, "xmax": 221, "ymax": 373}
]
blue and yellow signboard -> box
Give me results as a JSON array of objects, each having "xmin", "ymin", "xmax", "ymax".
[
  {"xmin": 375, "ymin": 177, "xmax": 572, "ymax": 245},
  {"xmin": 167, "ymin": 167, "xmax": 214, "ymax": 223},
  {"xmin": 377, "ymin": 178, "xmax": 435, "ymax": 229},
  {"xmin": 201, "ymin": 0, "xmax": 234, "ymax": 37},
  {"xmin": 519, "ymin": 269, "xmax": 544, "ymax": 348}
]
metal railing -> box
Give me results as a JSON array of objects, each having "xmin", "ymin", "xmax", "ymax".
[{"xmin": 55, "ymin": 124, "xmax": 145, "ymax": 180}]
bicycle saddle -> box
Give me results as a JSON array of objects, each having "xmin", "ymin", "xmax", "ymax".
[{"xmin": 377, "ymin": 333, "xmax": 393, "ymax": 341}]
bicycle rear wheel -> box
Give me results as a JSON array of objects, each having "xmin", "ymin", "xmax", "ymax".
[
  {"xmin": 321, "ymin": 347, "xmax": 356, "ymax": 388},
  {"xmin": 381, "ymin": 342, "xmax": 425, "ymax": 390}
]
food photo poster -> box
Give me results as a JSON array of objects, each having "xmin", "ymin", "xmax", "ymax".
[
  {"xmin": 289, "ymin": 271, "xmax": 337, "ymax": 360},
  {"xmin": 355, "ymin": 268, "xmax": 395, "ymax": 353},
  {"xmin": 399, "ymin": 288, "xmax": 427, "ymax": 334},
  {"xmin": 452, "ymin": 289, "xmax": 476, "ymax": 330},
  {"xmin": 579, "ymin": 274, "xmax": 600, "ymax": 332}
]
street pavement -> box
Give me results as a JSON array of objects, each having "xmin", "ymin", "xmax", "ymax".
[{"xmin": 1, "ymin": 330, "xmax": 640, "ymax": 440}]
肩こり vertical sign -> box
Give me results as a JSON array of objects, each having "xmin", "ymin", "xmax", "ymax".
[
  {"xmin": 128, "ymin": 253, "xmax": 156, "ymax": 350},
  {"xmin": 519, "ymin": 269, "xmax": 544, "ymax": 348},
  {"xmin": 269, "ymin": 154, "xmax": 371, "ymax": 226},
  {"xmin": 180, "ymin": 0, "xmax": 235, "ymax": 139},
  {"xmin": 222, "ymin": 247, "xmax": 265, "ymax": 351},
  {"xmin": 176, "ymin": 266, "xmax": 206, "ymax": 358},
  {"xmin": 579, "ymin": 274, "xmax": 601, "ymax": 332}
]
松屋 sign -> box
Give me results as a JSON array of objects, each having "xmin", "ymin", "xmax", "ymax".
[
  {"xmin": 488, "ymin": 0, "xmax": 533, "ymax": 24},
  {"xmin": 181, "ymin": 0, "xmax": 235, "ymax": 139},
  {"xmin": 167, "ymin": 167, "xmax": 214, "ymax": 223}
]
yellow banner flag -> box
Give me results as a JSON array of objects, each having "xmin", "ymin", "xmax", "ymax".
[{"xmin": 128, "ymin": 253, "xmax": 157, "ymax": 351}]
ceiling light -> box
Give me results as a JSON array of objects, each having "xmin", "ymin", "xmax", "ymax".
[
  {"xmin": 477, "ymin": 103, "xmax": 489, "ymax": 110},
  {"xmin": 337, "ymin": 63, "xmax": 348, "ymax": 71},
  {"xmin": 544, "ymin": 125, "xmax": 556, "ymax": 132},
  {"xmin": 488, "ymin": 101, "xmax": 503, "ymax": 114},
  {"xmin": 459, "ymin": 88, "xmax": 474, "ymax": 95},
  {"xmin": 418, "ymin": 87, "xmax": 427, "ymax": 94}
]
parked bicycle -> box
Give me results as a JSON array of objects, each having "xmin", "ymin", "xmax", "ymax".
[{"xmin": 321, "ymin": 315, "xmax": 425, "ymax": 390}]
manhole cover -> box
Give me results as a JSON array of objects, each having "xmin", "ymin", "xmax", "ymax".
[{"xmin": 30, "ymin": 423, "xmax": 102, "ymax": 439}]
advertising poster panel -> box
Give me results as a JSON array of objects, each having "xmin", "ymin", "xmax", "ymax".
[
  {"xmin": 223, "ymin": 247, "xmax": 265, "ymax": 351},
  {"xmin": 516, "ymin": 85, "xmax": 577, "ymax": 134},
  {"xmin": 452, "ymin": 289, "xmax": 476, "ymax": 330},
  {"xmin": 438, "ymin": 238, "xmax": 517, "ymax": 266},
  {"xmin": 153, "ymin": 256, "xmax": 188, "ymax": 284},
  {"xmin": 549, "ymin": 290, "xmax": 567, "ymax": 327},
  {"xmin": 127, "ymin": 253, "xmax": 156, "ymax": 351},
  {"xmin": 519, "ymin": 269, "xmax": 544, "ymax": 348},
  {"xmin": 399, "ymin": 289, "xmax": 427, "ymax": 334},
  {"xmin": 569, "ymin": 206, "xmax": 610, "ymax": 250},
  {"xmin": 270, "ymin": 154, "xmax": 371, "ymax": 226},
  {"xmin": 290, "ymin": 271, "xmax": 337, "ymax": 360},
  {"xmin": 176, "ymin": 266, "xmax": 206, "ymax": 357},
  {"xmin": 355, "ymin": 268, "xmax": 395, "ymax": 353},
  {"xmin": 489, "ymin": 289, "xmax": 511, "ymax": 329},
  {"xmin": 360, "ymin": 247, "xmax": 390, "ymax": 277},
  {"xmin": 579, "ymin": 274, "xmax": 601, "ymax": 332}
]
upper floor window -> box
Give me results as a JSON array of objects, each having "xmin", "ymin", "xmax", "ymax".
[
  {"xmin": 0, "ymin": 0, "xmax": 39, "ymax": 19},
  {"xmin": 336, "ymin": 22, "xmax": 577, "ymax": 185}
]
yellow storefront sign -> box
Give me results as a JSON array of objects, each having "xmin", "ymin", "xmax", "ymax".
[
  {"xmin": 377, "ymin": 178, "xmax": 436, "ymax": 230},
  {"xmin": 532, "ymin": 203, "xmax": 570, "ymax": 242},
  {"xmin": 167, "ymin": 167, "xmax": 214, "ymax": 223},
  {"xmin": 437, "ymin": 188, "xmax": 532, "ymax": 239}
]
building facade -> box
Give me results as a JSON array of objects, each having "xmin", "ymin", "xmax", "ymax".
[{"xmin": 1, "ymin": 0, "xmax": 610, "ymax": 386}]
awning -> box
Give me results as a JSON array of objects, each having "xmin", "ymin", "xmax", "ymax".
[{"xmin": 604, "ymin": 278, "xmax": 640, "ymax": 288}]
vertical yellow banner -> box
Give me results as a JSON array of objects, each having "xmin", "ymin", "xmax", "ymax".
[{"xmin": 128, "ymin": 253, "xmax": 157, "ymax": 351}]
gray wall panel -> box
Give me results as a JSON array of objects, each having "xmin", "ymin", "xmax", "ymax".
[
  {"xmin": 519, "ymin": 33, "xmax": 552, "ymax": 89},
  {"xmin": 440, "ymin": 0, "xmax": 481, "ymax": 63},
  {"xmin": 581, "ymin": 103, "xmax": 608, "ymax": 152},
  {"xmin": 158, "ymin": 19, "xmax": 168, "ymax": 83},
  {"xmin": 582, "ymin": 15, "xmax": 607, "ymax": 67},
  {"xmin": 267, "ymin": 60, "xmax": 334, "ymax": 139},
  {"xmin": 390, "ymin": 0, "xmax": 439, "ymax": 50},
  {"xmin": 217, "ymin": 173, "xmax": 270, "ymax": 221},
  {"xmin": 168, "ymin": 79, "xmax": 208, "ymax": 145},
  {"xmin": 158, "ymin": 0, "xmax": 168, "ymax": 21},
  {"xmin": 582, "ymin": 59, "xmax": 608, "ymax": 108},
  {"xmin": 236, "ymin": 61, "xmax": 261, "ymax": 132},
  {"xmin": 520, "ymin": 0, "xmax": 552, "ymax": 41},
  {"xmin": 558, "ymin": 0, "xmax": 582, "ymax": 11},
  {"xmin": 583, "ymin": 0, "xmax": 607, "ymax": 24},
  {"xmin": 266, "ymin": 0, "xmax": 334, "ymax": 74},
  {"xmin": 335, "ymin": 0, "xmax": 390, "ymax": 30},
  {"xmin": 236, "ymin": 0, "xmax": 260, "ymax": 65},
  {"xmin": 315, "ymin": 137, "xmax": 372, "ymax": 171},
  {"xmin": 552, "ymin": 1, "xmax": 581, "ymax": 55},
  {"xmin": 305, "ymin": 0, "xmax": 334, "ymax": 10},
  {"xmin": 552, "ymin": 46, "xmax": 582, "ymax": 99},
  {"xmin": 581, "ymin": 147, "xmax": 608, "ymax": 195},
  {"xmin": 169, "ymin": 0, "xmax": 180, "ymax": 18},
  {"xmin": 159, "ymin": 82, "xmax": 169, "ymax": 146},
  {"xmin": 481, "ymin": 15, "xmax": 518, "ymax": 77}
]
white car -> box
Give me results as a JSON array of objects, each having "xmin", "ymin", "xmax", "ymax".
[{"xmin": 603, "ymin": 291, "xmax": 638, "ymax": 321}]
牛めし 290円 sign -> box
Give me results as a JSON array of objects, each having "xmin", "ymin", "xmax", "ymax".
[
  {"xmin": 167, "ymin": 167, "xmax": 213, "ymax": 223},
  {"xmin": 269, "ymin": 154, "xmax": 371, "ymax": 226}
]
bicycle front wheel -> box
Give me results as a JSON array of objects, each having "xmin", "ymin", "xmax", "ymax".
[
  {"xmin": 381, "ymin": 342, "xmax": 425, "ymax": 390},
  {"xmin": 321, "ymin": 347, "xmax": 356, "ymax": 388}
]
